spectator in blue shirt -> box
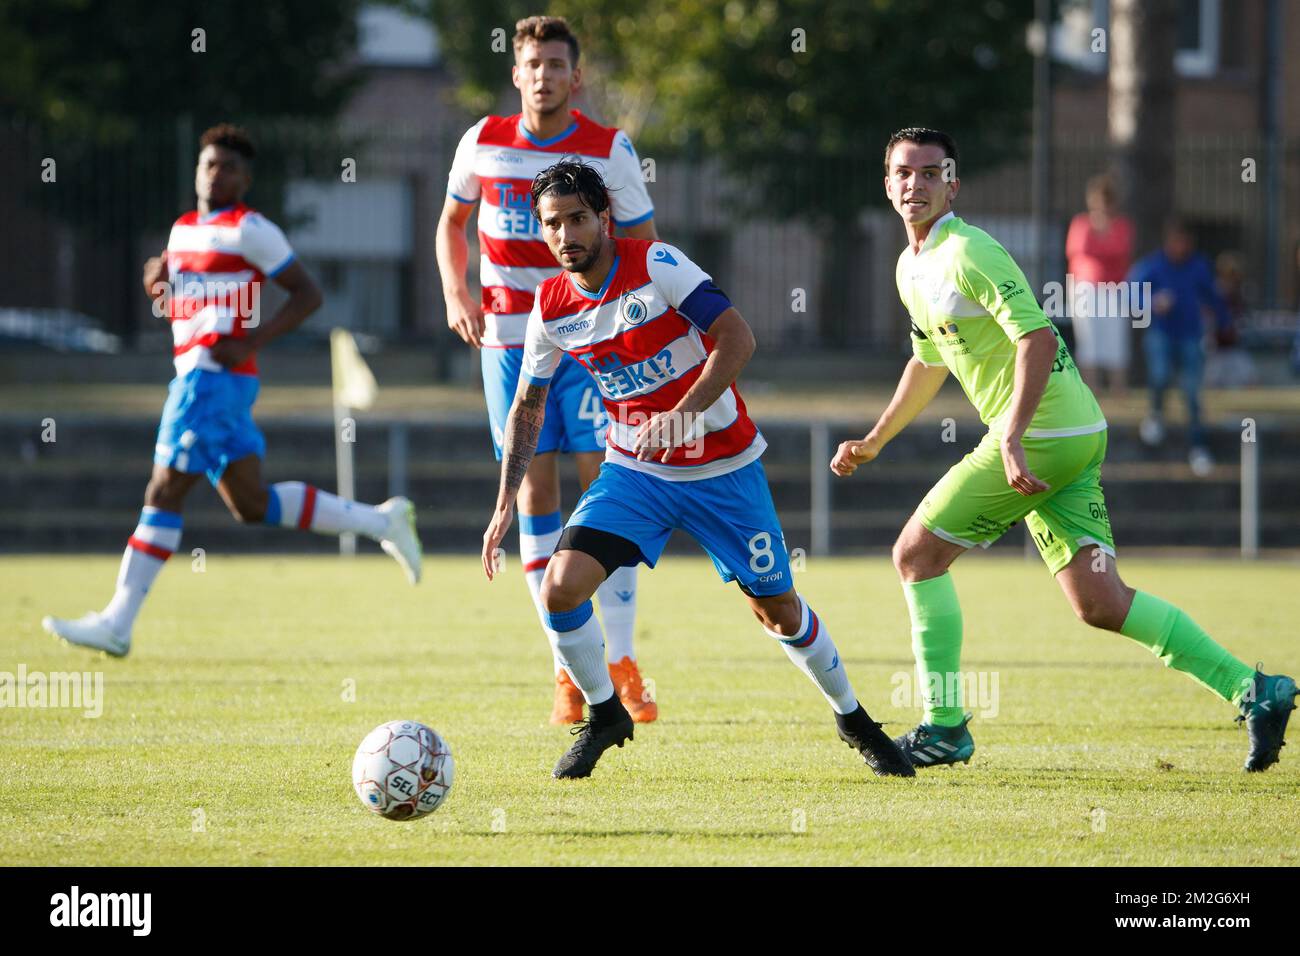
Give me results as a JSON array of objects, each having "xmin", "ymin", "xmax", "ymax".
[{"xmin": 1128, "ymin": 217, "xmax": 1230, "ymax": 476}]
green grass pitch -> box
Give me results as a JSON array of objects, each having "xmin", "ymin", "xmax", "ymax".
[{"xmin": 2, "ymin": 554, "xmax": 1297, "ymax": 866}]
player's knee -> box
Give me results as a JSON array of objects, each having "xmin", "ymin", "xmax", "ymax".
[
  {"xmin": 1074, "ymin": 596, "xmax": 1124, "ymax": 631},
  {"xmin": 752, "ymin": 590, "xmax": 801, "ymax": 635},
  {"xmin": 540, "ymin": 575, "xmax": 586, "ymax": 614},
  {"xmin": 890, "ymin": 537, "xmax": 909, "ymax": 575},
  {"xmin": 892, "ymin": 536, "xmax": 930, "ymax": 580}
]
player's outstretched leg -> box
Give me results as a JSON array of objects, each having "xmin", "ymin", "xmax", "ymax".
[
  {"xmin": 43, "ymin": 505, "xmax": 185, "ymax": 657},
  {"xmin": 44, "ymin": 465, "xmax": 201, "ymax": 657},
  {"xmin": 541, "ymin": 551, "xmax": 632, "ymax": 779},
  {"xmin": 1057, "ymin": 550, "xmax": 1296, "ymax": 771},
  {"xmin": 598, "ymin": 565, "xmax": 656, "ymax": 723},
  {"xmin": 262, "ymin": 481, "xmax": 422, "ymax": 584},
  {"xmin": 756, "ymin": 590, "xmax": 914, "ymax": 777}
]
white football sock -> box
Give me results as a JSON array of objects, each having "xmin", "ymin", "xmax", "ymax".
[
  {"xmin": 597, "ymin": 565, "xmax": 638, "ymax": 662},
  {"xmin": 100, "ymin": 507, "xmax": 182, "ymax": 635},
  {"xmin": 543, "ymin": 601, "xmax": 614, "ymax": 705},
  {"xmin": 519, "ymin": 511, "xmax": 564, "ymax": 674},
  {"xmin": 764, "ymin": 595, "xmax": 857, "ymax": 715},
  {"xmin": 267, "ymin": 481, "xmax": 387, "ymax": 539}
]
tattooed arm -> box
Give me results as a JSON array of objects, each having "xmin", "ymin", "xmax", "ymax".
[{"xmin": 481, "ymin": 379, "xmax": 550, "ymax": 580}]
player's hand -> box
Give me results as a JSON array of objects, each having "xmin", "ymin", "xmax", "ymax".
[
  {"xmin": 1000, "ymin": 437, "xmax": 1050, "ymax": 496},
  {"xmin": 446, "ymin": 292, "xmax": 485, "ymax": 349},
  {"xmin": 143, "ymin": 250, "xmax": 169, "ymax": 305},
  {"xmin": 208, "ymin": 338, "xmax": 257, "ymax": 369},
  {"xmin": 482, "ymin": 506, "xmax": 513, "ymax": 581},
  {"xmin": 830, "ymin": 434, "xmax": 882, "ymax": 476},
  {"xmin": 633, "ymin": 410, "xmax": 696, "ymax": 462}
]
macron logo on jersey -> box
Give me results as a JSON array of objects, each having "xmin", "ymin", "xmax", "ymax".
[
  {"xmin": 652, "ymin": 248, "xmax": 677, "ymax": 266},
  {"xmin": 555, "ymin": 318, "xmax": 593, "ymax": 335}
]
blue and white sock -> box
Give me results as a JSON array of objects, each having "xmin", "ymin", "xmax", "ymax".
[
  {"xmin": 101, "ymin": 507, "xmax": 182, "ymax": 635},
  {"xmin": 764, "ymin": 595, "xmax": 857, "ymax": 715},
  {"xmin": 264, "ymin": 481, "xmax": 386, "ymax": 539},
  {"xmin": 596, "ymin": 565, "xmax": 638, "ymax": 662},
  {"xmin": 519, "ymin": 511, "xmax": 564, "ymax": 673},
  {"xmin": 543, "ymin": 600, "xmax": 615, "ymax": 704}
]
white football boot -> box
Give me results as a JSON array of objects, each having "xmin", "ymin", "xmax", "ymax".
[
  {"xmin": 42, "ymin": 612, "xmax": 130, "ymax": 657},
  {"xmin": 377, "ymin": 496, "xmax": 422, "ymax": 585}
]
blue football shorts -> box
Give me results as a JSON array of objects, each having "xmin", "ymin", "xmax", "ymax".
[
  {"xmin": 481, "ymin": 347, "xmax": 606, "ymax": 460},
  {"xmin": 564, "ymin": 458, "xmax": 794, "ymax": 597},
  {"xmin": 153, "ymin": 369, "xmax": 266, "ymax": 485}
]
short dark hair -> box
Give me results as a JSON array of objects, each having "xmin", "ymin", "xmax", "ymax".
[
  {"xmin": 531, "ymin": 160, "xmax": 610, "ymax": 220},
  {"xmin": 514, "ymin": 15, "xmax": 580, "ymax": 67},
  {"xmin": 199, "ymin": 123, "xmax": 255, "ymax": 162},
  {"xmin": 883, "ymin": 127, "xmax": 958, "ymax": 175}
]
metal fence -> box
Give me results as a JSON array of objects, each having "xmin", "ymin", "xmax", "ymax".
[{"xmin": 3, "ymin": 118, "xmax": 1298, "ymax": 368}]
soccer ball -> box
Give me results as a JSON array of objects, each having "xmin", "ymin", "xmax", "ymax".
[{"xmin": 351, "ymin": 720, "xmax": 454, "ymax": 821}]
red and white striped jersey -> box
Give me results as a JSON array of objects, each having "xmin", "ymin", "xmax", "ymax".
[
  {"xmin": 164, "ymin": 203, "xmax": 295, "ymax": 377},
  {"xmin": 446, "ymin": 110, "xmax": 654, "ymax": 348},
  {"xmin": 523, "ymin": 238, "xmax": 763, "ymax": 481}
]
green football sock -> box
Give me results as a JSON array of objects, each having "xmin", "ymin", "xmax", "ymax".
[
  {"xmin": 902, "ymin": 573, "xmax": 965, "ymax": 727},
  {"xmin": 1119, "ymin": 591, "xmax": 1256, "ymax": 704}
]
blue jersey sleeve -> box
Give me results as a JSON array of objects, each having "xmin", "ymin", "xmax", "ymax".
[{"xmin": 677, "ymin": 279, "xmax": 733, "ymax": 333}]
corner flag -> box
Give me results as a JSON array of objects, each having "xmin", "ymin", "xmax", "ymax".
[{"xmin": 330, "ymin": 329, "xmax": 378, "ymax": 556}]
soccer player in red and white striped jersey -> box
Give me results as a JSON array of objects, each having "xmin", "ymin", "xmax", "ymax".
[
  {"xmin": 436, "ymin": 16, "xmax": 659, "ymax": 725},
  {"xmin": 42, "ymin": 124, "xmax": 423, "ymax": 657},
  {"xmin": 480, "ymin": 161, "xmax": 914, "ymax": 780}
]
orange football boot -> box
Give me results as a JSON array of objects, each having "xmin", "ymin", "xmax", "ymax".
[
  {"xmin": 549, "ymin": 670, "xmax": 585, "ymax": 725},
  {"xmin": 609, "ymin": 656, "xmax": 658, "ymax": 723}
]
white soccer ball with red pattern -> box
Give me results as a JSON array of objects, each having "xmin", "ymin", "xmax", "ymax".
[{"xmin": 352, "ymin": 720, "xmax": 454, "ymax": 820}]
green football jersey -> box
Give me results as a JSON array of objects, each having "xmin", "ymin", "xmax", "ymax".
[{"xmin": 896, "ymin": 212, "xmax": 1106, "ymax": 438}]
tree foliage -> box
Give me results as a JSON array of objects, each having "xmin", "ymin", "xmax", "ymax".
[
  {"xmin": 0, "ymin": 0, "xmax": 363, "ymax": 137},
  {"xmin": 424, "ymin": 0, "xmax": 1034, "ymax": 223}
]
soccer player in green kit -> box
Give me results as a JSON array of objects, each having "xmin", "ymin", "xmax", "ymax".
[{"xmin": 831, "ymin": 128, "xmax": 1296, "ymax": 772}]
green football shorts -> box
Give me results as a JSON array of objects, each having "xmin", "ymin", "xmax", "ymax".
[{"xmin": 917, "ymin": 428, "xmax": 1115, "ymax": 575}]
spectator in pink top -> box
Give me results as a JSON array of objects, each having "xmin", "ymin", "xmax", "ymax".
[{"xmin": 1066, "ymin": 174, "xmax": 1135, "ymax": 396}]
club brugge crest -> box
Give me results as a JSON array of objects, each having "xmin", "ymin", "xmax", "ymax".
[{"xmin": 621, "ymin": 292, "xmax": 648, "ymax": 325}]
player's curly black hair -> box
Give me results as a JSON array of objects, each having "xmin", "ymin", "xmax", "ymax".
[
  {"xmin": 883, "ymin": 127, "xmax": 958, "ymax": 175},
  {"xmin": 530, "ymin": 159, "xmax": 610, "ymax": 220},
  {"xmin": 199, "ymin": 123, "xmax": 256, "ymax": 162}
]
